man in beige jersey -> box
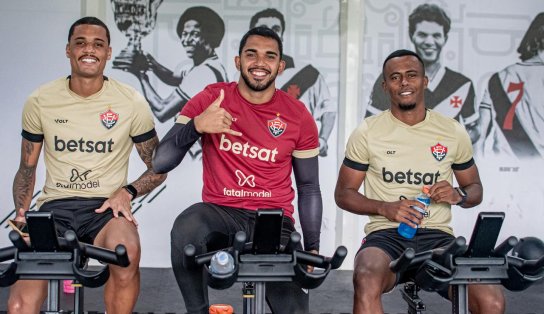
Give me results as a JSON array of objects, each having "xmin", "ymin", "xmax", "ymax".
[
  {"xmin": 335, "ymin": 49, "xmax": 504, "ymax": 314},
  {"xmin": 8, "ymin": 17, "xmax": 166, "ymax": 314}
]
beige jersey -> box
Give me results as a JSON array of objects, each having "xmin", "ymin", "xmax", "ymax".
[
  {"xmin": 22, "ymin": 77, "xmax": 155, "ymax": 207},
  {"xmin": 345, "ymin": 109, "xmax": 474, "ymax": 235}
]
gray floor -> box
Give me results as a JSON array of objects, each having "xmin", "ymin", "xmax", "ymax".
[{"xmin": 1, "ymin": 268, "xmax": 543, "ymax": 313}]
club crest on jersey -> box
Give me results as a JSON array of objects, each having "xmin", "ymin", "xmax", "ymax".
[
  {"xmin": 268, "ymin": 115, "xmax": 287, "ymax": 137},
  {"xmin": 100, "ymin": 108, "xmax": 119, "ymax": 129},
  {"xmin": 430, "ymin": 143, "xmax": 447, "ymax": 161}
]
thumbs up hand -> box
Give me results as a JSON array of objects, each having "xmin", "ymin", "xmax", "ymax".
[{"xmin": 193, "ymin": 89, "xmax": 242, "ymax": 136}]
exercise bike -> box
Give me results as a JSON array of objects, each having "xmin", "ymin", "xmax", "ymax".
[
  {"xmin": 0, "ymin": 211, "xmax": 130, "ymax": 314},
  {"xmin": 183, "ymin": 209, "xmax": 348, "ymax": 314},
  {"xmin": 389, "ymin": 212, "xmax": 544, "ymax": 314}
]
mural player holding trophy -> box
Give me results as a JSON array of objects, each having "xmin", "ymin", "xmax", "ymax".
[
  {"xmin": 476, "ymin": 12, "xmax": 544, "ymax": 160},
  {"xmin": 249, "ymin": 8, "xmax": 337, "ymax": 157},
  {"xmin": 117, "ymin": 6, "xmax": 229, "ymax": 123},
  {"xmin": 7, "ymin": 17, "xmax": 166, "ymax": 313},
  {"xmin": 152, "ymin": 27, "xmax": 323, "ymax": 313},
  {"xmin": 365, "ymin": 4, "xmax": 479, "ymax": 143}
]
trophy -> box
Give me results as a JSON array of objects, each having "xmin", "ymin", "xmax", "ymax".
[{"xmin": 111, "ymin": 0, "xmax": 163, "ymax": 69}]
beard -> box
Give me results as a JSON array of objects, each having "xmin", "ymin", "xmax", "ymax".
[
  {"xmin": 399, "ymin": 103, "xmax": 416, "ymax": 111},
  {"xmin": 240, "ymin": 66, "xmax": 278, "ymax": 92}
]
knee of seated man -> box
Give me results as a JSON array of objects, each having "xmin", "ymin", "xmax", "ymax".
[
  {"xmin": 468, "ymin": 285, "xmax": 505, "ymax": 314},
  {"xmin": 8, "ymin": 286, "xmax": 46, "ymax": 311},
  {"xmin": 171, "ymin": 207, "xmax": 212, "ymax": 242}
]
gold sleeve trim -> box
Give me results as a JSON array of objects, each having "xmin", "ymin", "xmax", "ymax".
[
  {"xmin": 292, "ymin": 148, "xmax": 319, "ymax": 158},
  {"xmin": 176, "ymin": 115, "xmax": 191, "ymax": 124}
]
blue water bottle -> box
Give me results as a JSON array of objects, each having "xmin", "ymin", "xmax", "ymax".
[{"xmin": 398, "ymin": 186, "xmax": 431, "ymax": 239}]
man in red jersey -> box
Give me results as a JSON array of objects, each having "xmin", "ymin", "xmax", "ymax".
[{"xmin": 152, "ymin": 27, "xmax": 323, "ymax": 314}]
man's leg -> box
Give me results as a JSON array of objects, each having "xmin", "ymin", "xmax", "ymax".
[
  {"xmin": 93, "ymin": 217, "xmax": 141, "ymax": 314},
  {"xmin": 170, "ymin": 203, "xmax": 244, "ymax": 314},
  {"xmin": 353, "ymin": 247, "xmax": 397, "ymax": 314},
  {"xmin": 466, "ymin": 284, "xmax": 505, "ymax": 314},
  {"xmin": 7, "ymin": 280, "xmax": 48, "ymax": 314}
]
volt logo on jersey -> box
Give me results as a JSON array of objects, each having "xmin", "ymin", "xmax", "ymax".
[
  {"xmin": 100, "ymin": 108, "xmax": 119, "ymax": 129},
  {"xmin": 268, "ymin": 114, "xmax": 287, "ymax": 137},
  {"xmin": 431, "ymin": 143, "xmax": 448, "ymax": 161}
]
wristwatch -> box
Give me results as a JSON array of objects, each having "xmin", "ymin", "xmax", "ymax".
[
  {"xmin": 123, "ymin": 184, "xmax": 138, "ymax": 200},
  {"xmin": 455, "ymin": 187, "xmax": 467, "ymax": 206}
]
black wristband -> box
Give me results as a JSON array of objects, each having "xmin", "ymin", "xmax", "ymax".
[
  {"xmin": 455, "ymin": 187, "xmax": 467, "ymax": 206},
  {"xmin": 123, "ymin": 184, "xmax": 138, "ymax": 200}
]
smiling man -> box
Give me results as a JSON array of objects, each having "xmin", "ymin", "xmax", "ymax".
[
  {"xmin": 336, "ymin": 49, "xmax": 504, "ymax": 314},
  {"xmin": 365, "ymin": 4, "xmax": 479, "ymax": 143},
  {"xmin": 7, "ymin": 16, "xmax": 166, "ymax": 314},
  {"xmin": 152, "ymin": 27, "xmax": 323, "ymax": 314}
]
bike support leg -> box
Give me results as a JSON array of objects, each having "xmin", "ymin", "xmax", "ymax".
[
  {"xmin": 254, "ymin": 282, "xmax": 266, "ymax": 314},
  {"xmin": 74, "ymin": 283, "xmax": 84, "ymax": 314},
  {"xmin": 46, "ymin": 280, "xmax": 59, "ymax": 313},
  {"xmin": 243, "ymin": 282, "xmax": 255, "ymax": 314},
  {"xmin": 451, "ymin": 284, "xmax": 469, "ymax": 314}
]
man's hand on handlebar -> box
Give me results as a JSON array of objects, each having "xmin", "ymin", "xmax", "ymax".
[
  {"xmin": 14, "ymin": 208, "xmax": 26, "ymax": 223},
  {"xmin": 307, "ymin": 249, "xmax": 319, "ymax": 272}
]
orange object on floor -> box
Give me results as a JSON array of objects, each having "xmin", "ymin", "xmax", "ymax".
[{"xmin": 209, "ymin": 304, "xmax": 234, "ymax": 314}]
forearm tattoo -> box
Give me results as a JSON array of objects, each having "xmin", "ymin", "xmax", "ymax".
[
  {"xmin": 132, "ymin": 136, "xmax": 167, "ymax": 196},
  {"xmin": 13, "ymin": 140, "xmax": 38, "ymax": 211}
]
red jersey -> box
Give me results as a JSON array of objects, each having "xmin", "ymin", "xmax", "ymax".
[{"xmin": 180, "ymin": 82, "xmax": 319, "ymax": 219}]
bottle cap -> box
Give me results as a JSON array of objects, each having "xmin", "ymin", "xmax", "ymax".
[
  {"xmin": 422, "ymin": 185, "xmax": 430, "ymax": 194},
  {"xmin": 216, "ymin": 251, "xmax": 229, "ymax": 265},
  {"xmin": 209, "ymin": 304, "xmax": 234, "ymax": 314}
]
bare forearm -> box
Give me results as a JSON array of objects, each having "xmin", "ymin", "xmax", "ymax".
[
  {"xmin": 319, "ymin": 112, "xmax": 336, "ymax": 140},
  {"xmin": 133, "ymin": 135, "xmax": 167, "ymax": 196},
  {"xmin": 130, "ymin": 168, "xmax": 166, "ymax": 196},
  {"xmin": 459, "ymin": 182, "xmax": 483, "ymax": 208},
  {"xmin": 334, "ymin": 188, "xmax": 386, "ymax": 216},
  {"xmin": 13, "ymin": 167, "xmax": 36, "ymax": 212},
  {"xmin": 138, "ymin": 73, "xmax": 165, "ymax": 112}
]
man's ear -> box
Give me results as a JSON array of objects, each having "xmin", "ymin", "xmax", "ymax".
[
  {"xmin": 235, "ymin": 56, "xmax": 241, "ymax": 71},
  {"xmin": 107, "ymin": 46, "xmax": 112, "ymax": 60},
  {"xmin": 65, "ymin": 44, "xmax": 70, "ymax": 58},
  {"xmin": 278, "ymin": 59, "xmax": 286, "ymax": 75}
]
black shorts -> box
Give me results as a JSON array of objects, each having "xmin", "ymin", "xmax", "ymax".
[
  {"xmin": 39, "ymin": 197, "xmax": 114, "ymax": 245},
  {"xmin": 358, "ymin": 228, "xmax": 454, "ymax": 297}
]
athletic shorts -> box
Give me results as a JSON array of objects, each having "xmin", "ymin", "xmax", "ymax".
[
  {"xmin": 39, "ymin": 197, "xmax": 114, "ymax": 245},
  {"xmin": 358, "ymin": 228, "xmax": 454, "ymax": 298}
]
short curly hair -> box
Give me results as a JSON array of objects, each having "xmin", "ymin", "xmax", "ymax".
[{"xmin": 176, "ymin": 6, "xmax": 225, "ymax": 48}]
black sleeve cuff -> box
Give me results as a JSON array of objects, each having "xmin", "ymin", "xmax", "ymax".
[
  {"xmin": 452, "ymin": 158, "xmax": 475, "ymax": 171},
  {"xmin": 22, "ymin": 130, "xmax": 44, "ymax": 142},
  {"xmin": 343, "ymin": 157, "xmax": 369, "ymax": 171},
  {"xmin": 132, "ymin": 128, "xmax": 157, "ymax": 143}
]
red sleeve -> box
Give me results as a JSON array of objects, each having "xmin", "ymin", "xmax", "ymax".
[{"xmin": 296, "ymin": 108, "xmax": 319, "ymax": 151}]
